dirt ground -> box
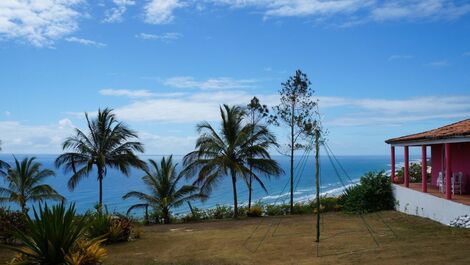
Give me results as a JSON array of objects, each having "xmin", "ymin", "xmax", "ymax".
[{"xmin": 2, "ymin": 211, "xmax": 470, "ymax": 264}]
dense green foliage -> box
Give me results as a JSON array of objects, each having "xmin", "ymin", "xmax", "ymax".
[
  {"xmin": 339, "ymin": 171, "xmax": 395, "ymax": 213},
  {"xmin": 178, "ymin": 197, "xmax": 341, "ymax": 222},
  {"xmin": 87, "ymin": 206, "xmax": 133, "ymax": 243},
  {"xmin": 0, "ymin": 208, "xmax": 27, "ymax": 244},
  {"xmin": 247, "ymin": 205, "xmax": 263, "ymax": 217},
  {"xmin": 123, "ymin": 156, "xmax": 204, "ymax": 224},
  {"xmin": 56, "ymin": 108, "xmax": 145, "ymax": 206},
  {"xmin": 0, "ymin": 157, "xmax": 63, "ymax": 213},
  {"xmin": 396, "ymin": 162, "xmax": 431, "ymax": 183},
  {"xmin": 2, "ymin": 203, "xmax": 107, "ymax": 265},
  {"xmin": 183, "ymin": 104, "xmax": 282, "ymax": 218}
]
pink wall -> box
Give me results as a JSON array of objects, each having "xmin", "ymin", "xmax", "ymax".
[{"xmin": 431, "ymin": 142, "xmax": 470, "ymax": 193}]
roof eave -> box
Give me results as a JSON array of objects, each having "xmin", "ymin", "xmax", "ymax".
[{"xmin": 386, "ymin": 136, "xmax": 470, "ymax": 146}]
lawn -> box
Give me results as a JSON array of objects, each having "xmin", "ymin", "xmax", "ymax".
[{"xmin": 2, "ymin": 211, "xmax": 470, "ymax": 264}]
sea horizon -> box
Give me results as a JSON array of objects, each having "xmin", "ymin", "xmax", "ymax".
[{"xmin": 0, "ymin": 154, "xmax": 417, "ymax": 217}]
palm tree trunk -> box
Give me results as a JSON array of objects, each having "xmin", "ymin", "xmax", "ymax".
[
  {"xmin": 98, "ymin": 166, "xmax": 104, "ymax": 206},
  {"xmin": 162, "ymin": 208, "xmax": 170, "ymax": 224},
  {"xmin": 21, "ymin": 200, "xmax": 27, "ymax": 215},
  {"xmin": 145, "ymin": 204, "xmax": 149, "ymax": 224},
  {"xmin": 248, "ymin": 172, "xmax": 252, "ymax": 210},
  {"xmin": 248, "ymin": 111, "xmax": 254, "ymax": 211},
  {"xmin": 290, "ymin": 103, "xmax": 295, "ymax": 214},
  {"xmin": 231, "ymin": 169, "xmax": 238, "ymax": 218}
]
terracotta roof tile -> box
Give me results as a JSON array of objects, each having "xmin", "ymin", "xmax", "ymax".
[{"xmin": 385, "ymin": 118, "xmax": 470, "ymax": 144}]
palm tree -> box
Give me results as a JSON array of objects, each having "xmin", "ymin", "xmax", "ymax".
[
  {"xmin": 183, "ymin": 104, "xmax": 283, "ymax": 218},
  {"xmin": 0, "ymin": 140, "xmax": 8, "ymax": 178},
  {"xmin": 56, "ymin": 108, "xmax": 145, "ymax": 206},
  {"xmin": 123, "ymin": 156, "xmax": 204, "ymax": 224},
  {"xmin": 0, "ymin": 157, "xmax": 64, "ymax": 214}
]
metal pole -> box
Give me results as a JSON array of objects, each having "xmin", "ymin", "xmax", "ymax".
[{"xmin": 315, "ymin": 129, "xmax": 320, "ymax": 242}]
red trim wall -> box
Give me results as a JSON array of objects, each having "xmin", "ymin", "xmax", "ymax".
[{"xmin": 431, "ymin": 142, "xmax": 470, "ymax": 193}]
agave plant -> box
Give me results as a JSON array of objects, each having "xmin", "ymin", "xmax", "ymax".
[
  {"xmin": 2, "ymin": 203, "xmax": 107, "ymax": 265},
  {"xmin": 0, "ymin": 156, "xmax": 64, "ymax": 214}
]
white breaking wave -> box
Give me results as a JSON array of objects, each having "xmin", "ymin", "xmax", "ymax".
[{"xmin": 258, "ymin": 180, "xmax": 360, "ymax": 205}]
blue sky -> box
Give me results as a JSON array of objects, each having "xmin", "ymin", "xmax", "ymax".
[{"xmin": 0, "ymin": 0, "xmax": 470, "ymax": 155}]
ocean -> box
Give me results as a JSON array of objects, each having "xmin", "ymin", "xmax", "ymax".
[{"xmin": 0, "ymin": 154, "xmax": 411, "ymax": 217}]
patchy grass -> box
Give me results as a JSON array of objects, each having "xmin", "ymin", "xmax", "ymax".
[{"xmin": 2, "ymin": 211, "xmax": 470, "ymax": 264}]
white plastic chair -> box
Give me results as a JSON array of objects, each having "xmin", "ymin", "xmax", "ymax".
[{"xmin": 437, "ymin": 171, "xmax": 444, "ymax": 193}]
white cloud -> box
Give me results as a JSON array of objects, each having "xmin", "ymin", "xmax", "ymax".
[
  {"xmin": 328, "ymin": 112, "xmax": 470, "ymax": 127},
  {"xmin": 99, "ymin": 89, "xmax": 154, "ymax": 98},
  {"xmin": 207, "ymin": 0, "xmax": 470, "ymax": 25},
  {"xmin": 0, "ymin": 118, "xmax": 196, "ymax": 154},
  {"xmin": 163, "ymin": 76, "xmax": 257, "ymax": 90},
  {"xmin": 98, "ymin": 89, "xmax": 187, "ymax": 99},
  {"xmin": 0, "ymin": 119, "xmax": 75, "ymax": 154},
  {"xmin": 103, "ymin": 0, "xmax": 135, "ymax": 23},
  {"xmin": 143, "ymin": 0, "xmax": 184, "ymax": 24},
  {"xmin": 112, "ymin": 90, "xmax": 277, "ymax": 123},
  {"xmin": 426, "ymin": 60, "xmax": 450, "ymax": 67},
  {"xmin": 371, "ymin": 0, "xmax": 470, "ymax": 21},
  {"xmin": 388, "ymin": 54, "xmax": 414, "ymax": 61},
  {"xmin": 58, "ymin": 118, "xmax": 74, "ymax": 128},
  {"xmin": 135, "ymin": 32, "xmax": 182, "ymax": 41},
  {"xmin": 319, "ymin": 96, "xmax": 470, "ymax": 126},
  {"xmin": 210, "ymin": 0, "xmax": 371, "ymax": 17},
  {"xmin": 139, "ymin": 132, "xmax": 197, "ymax": 155},
  {"xmin": 4, "ymin": 111, "xmax": 11, "ymax": 117},
  {"xmin": 0, "ymin": 0, "xmax": 84, "ymax": 47},
  {"xmin": 65, "ymin": 37, "xmax": 107, "ymax": 47},
  {"xmin": 264, "ymin": 0, "xmax": 372, "ymax": 18}
]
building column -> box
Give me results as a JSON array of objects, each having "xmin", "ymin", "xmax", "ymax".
[
  {"xmin": 391, "ymin": 146, "xmax": 396, "ymax": 183},
  {"xmin": 404, "ymin": 146, "xmax": 409, "ymax": 187},
  {"xmin": 445, "ymin": 143, "xmax": 452, "ymax": 200},
  {"xmin": 421, "ymin": 145, "xmax": 427, "ymax": 193}
]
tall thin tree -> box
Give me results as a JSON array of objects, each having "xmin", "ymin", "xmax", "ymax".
[
  {"xmin": 245, "ymin": 97, "xmax": 270, "ymax": 210},
  {"xmin": 56, "ymin": 108, "xmax": 145, "ymax": 206},
  {"xmin": 271, "ymin": 70, "xmax": 317, "ymax": 214},
  {"xmin": 183, "ymin": 104, "xmax": 282, "ymax": 218}
]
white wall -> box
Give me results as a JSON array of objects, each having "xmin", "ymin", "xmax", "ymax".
[{"xmin": 393, "ymin": 184, "xmax": 470, "ymax": 225}]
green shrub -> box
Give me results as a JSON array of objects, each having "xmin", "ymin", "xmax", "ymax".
[
  {"xmin": 208, "ymin": 205, "xmax": 233, "ymax": 219},
  {"xmin": 87, "ymin": 207, "xmax": 132, "ymax": 243},
  {"xmin": 247, "ymin": 206, "xmax": 263, "ymax": 217},
  {"xmin": 265, "ymin": 204, "xmax": 289, "ymax": 216},
  {"xmin": 397, "ymin": 162, "xmax": 431, "ymax": 183},
  {"xmin": 3, "ymin": 203, "xmax": 107, "ymax": 265},
  {"xmin": 181, "ymin": 207, "xmax": 204, "ymax": 222},
  {"xmin": 293, "ymin": 202, "xmax": 313, "ymax": 215},
  {"xmin": 108, "ymin": 216, "xmax": 132, "ymax": 243},
  {"xmin": 309, "ymin": 197, "xmax": 341, "ymax": 213},
  {"xmin": 87, "ymin": 209, "xmax": 112, "ymax": 240},
  {"xmin": 237, "ymin": 206, "xmax": 247, "ymax": 217},
  {"xmin": 339, "ymin": 171, "xmax": 395, "ymax": 213},
  {"xmin": 318, "ymin": 197, "xmax": 341, "ymax": 212},
  {"xmin": 0, "ymin": 208, "xmax": 27, "ymax": 244}
]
